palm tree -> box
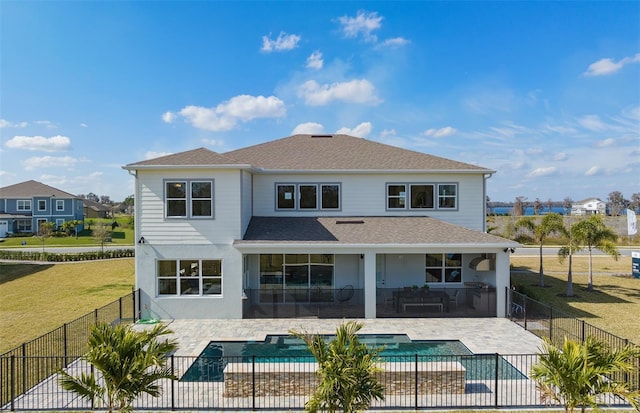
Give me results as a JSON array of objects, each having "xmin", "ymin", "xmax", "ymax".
[
  {"xmin": 58, "ymin": 323, "xmax": 178, "ymax": 413},
  {"xmin": 515, "ymin": 213, "xmax": 565, "ymax": 287},
  {"xmin": 290, "ymin": 320, "xmax": 385, "ymax": 413},
  {"xmin": 571, "ymin": 215, "xmax": 620, "ymax": 292},
  {"xmin": 557, "ymin": 217, "xmax": 583, "ymax": 297},
  {"xmin": 531, "ymin": 336, "xmax": 640, "ymax": 412}
]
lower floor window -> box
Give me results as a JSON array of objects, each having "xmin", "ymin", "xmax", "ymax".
[
  {"xmin": 157, "ymin": 259, "xmax": 222, "ymax": 296},
  {"xmin": 16, "ymin": 219, "xmax": 32, "ymax": 232},
  {"xmin": 425, "ymin": 253, "xmax": 462, "ymax": 283},
  {"xmin": 259, "ymin": 254, "xmax": 334, "ymax": 302}
]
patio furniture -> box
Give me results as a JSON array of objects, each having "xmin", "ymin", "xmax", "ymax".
[
  {"xmin": 449, "ymin": 290, "xmax": 460, "ymax": 310},
  {"xmin": 393, "ymin": 290, "xmax": 449, "ymax": 313}
]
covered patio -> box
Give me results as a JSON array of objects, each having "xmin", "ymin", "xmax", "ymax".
[{"xmin": 235, "ymin": 216, "xmax": 517, "ymax": 319}]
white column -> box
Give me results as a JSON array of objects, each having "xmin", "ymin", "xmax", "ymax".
[
  {"xmin": 364, "ymin": 252, "xmax": 377, "ymax": 319},
  {"xmin": 495, "ymin": 250, "xmax": 510, "ymax": 317}
]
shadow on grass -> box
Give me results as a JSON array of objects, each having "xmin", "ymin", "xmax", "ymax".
[
  {"xmin": 0, "ymin": 262, "xmax": 55, "ymax": 284},
  {"xmin": 511, "ymin": 269, "xmax": 634, "ymax": 320}
]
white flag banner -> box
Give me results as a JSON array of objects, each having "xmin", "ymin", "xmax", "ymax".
[{"xmin": 628, "ymin": 209, "xmax": 638, "ymax": 236}]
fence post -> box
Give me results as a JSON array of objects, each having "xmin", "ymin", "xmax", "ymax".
[
  {"xmin": 252, "ymin": 355, "xmax": 256, "ymax": 410},
  {"xmin": 21, "ymin": 343, "xmax": 26, "ymax": 394},
  {"xmin": 523, "ymin": 297, "xmax": 528, "ymax": 330},
  {"xmin": 94, "ymin": 308, "xmax": 98, "ymax": 324},
  {"xmin": 10, "ymin": 355, "xmax": 15, "ymax": 412},
  {"xmin": 63, "ymin": 323, "xmax": 68, "ymax": 367},
  {"xmin": 494, "ymin": 353, "xmax": 499, "ymax": 408},
  {"xmin": 414, "ymin": 354, "xmax": 418, "ymax": 409},
  {"xmin": 581, "ymin": 320, "xmax": 585, "ymax": 343},
  {"xmin": 171, "ymin": 355, "xmax": 175, "ymax": 411},
  {"xmin": 118, "ymin": 297, "xmax": 123, "ymax": 321},
  {"xmin": 549, "ymin": 308, "xmax": 553, "ymax": 342}
]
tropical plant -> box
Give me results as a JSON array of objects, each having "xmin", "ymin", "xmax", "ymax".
[
  {"xmin": 571, "ymin": 214, "xmax": 619, "ymax": 292},
  {"xmin": 531, "ymin": 336, "xmax": 640, "ymax": 412},
  {"xmin": 514, "ymin": 213, "xmax": 565, "ymax": 287},
  {"xmin": 58, "ymin": 323, "xmax": 178, "ymax": 413},
  {"xmin": 289, "ymin": 320, "xmax": 385, "ymax": 413}
]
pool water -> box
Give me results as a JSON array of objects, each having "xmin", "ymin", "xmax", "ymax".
[{"xmin": 181, "ymin": 334, "xmax": 525, "ymax": 382}]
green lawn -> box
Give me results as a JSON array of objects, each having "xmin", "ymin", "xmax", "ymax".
[
  {"xmin": 510, "ymin": 255, "xmax": 640, "ymax": 344},
  {"xmin": 0, "ymin": 259, "xmax": 135, "ymax": 353}
]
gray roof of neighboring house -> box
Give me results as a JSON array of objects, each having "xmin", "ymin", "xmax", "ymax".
[
  {"xmin": 237, "ymin": 216, "xmax": 516, "ymax": 246},
  {"xmin": 0, "ymin": 180, "xmax": 77, "ymax": 198},
  {"xmin": 82, "ymin": 199, "xmax": 111, "ymax": 211},
  {"xmin": 225, "ymin": 134, "xmax": 493, "ymax": 172},
  {"xmin": 123, "ymin": 148, "xmax": 247, "ymax": 168},
  {"xmin": 124, "ymin": 134, "xmax": 494, "ymax": 173}
]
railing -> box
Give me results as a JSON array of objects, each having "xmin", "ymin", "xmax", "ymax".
[
  {"xmin": 508, "ymin": 288, "xmax": 640, "ymax": 390},
  {"xmin": 242, "ymin": 287, "xmax": 364, "ymax": 318},
  {"xmin": 0, "ymin": 290, "xmax": 139, "ymax": 408},
  {"xmin": 6, "ymin": 353, "xmax": 632, "ymax": 411}
]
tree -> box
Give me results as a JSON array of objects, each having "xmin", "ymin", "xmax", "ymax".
[
  {"xmin": 546, "ymin": 198, "xmax": 553, "ymax": 214},
  {"xmin": 92, "ymin": 224, "xmax": 112, "ymax": 253},
  {"xmin": 607, "ymin": 191, "xmax": 626, "ymax": 217},
  {"xmin": 100, "ymin": 195, "xmax": 111, "ymax": 204},
  {"xmin": 533, "ymin": 198, "xmax": 542, "ymax": 215},
  {"xmin": 86, "ymin": 192, "xmax": 100, "ymax": 202},
  {"xmin": 123, "ymin": 194, "xmax": 135, "ymax": 207},
  {"xmin": 290, "ymin": 320, "xmax": 385, "ymax": 413},
  {"xmin": 37, "ymin": 221, "xmax": 55, "ymax": 253},
  {"xmin": 531, "ymin": 336, "xmax": 640, "ymax": 413},
  {"xmin": 557, "ymin": 217, "xmax": 583, "ymax": 297},
  {"xmin": 572, "ymin": 214, "xmax": 620, "ymax": 292},
  {"xmin": 515, "ymin": 213, "xmax": 565, "ymax": 287},
  {"xmin": 513, "ymin": 196, "xmax": 527, "ymax": 216},
  {"xmin": 630, "ymin": 192, "xmax": 640, "ymax": 212},
  {"xmin": 61, "ymin": 219, "xmax": 83, "ymax": 237},
  {"xmin": 563, "ymin": 197, "xmax": 573, "ymax": 216},
  {"xmin": 59, "ymin": 323, "xmax": 178, "ymax": 413}
]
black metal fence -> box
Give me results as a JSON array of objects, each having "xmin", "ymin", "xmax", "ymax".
[
  {"xmin": 508, "ymin": 288, "xmax": 640, "ymax": 390},
  {"xmin": 3, "ymin": 353, "xmax": 630, "ymax": 411},
  {"xmin": 0, "ymin": 290, "xmax": 139, "ymax": 408}
]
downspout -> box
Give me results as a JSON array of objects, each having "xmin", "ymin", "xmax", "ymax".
[{"xmin": 483, "ymin": 173, "xmax": 493, "ymax": 232}]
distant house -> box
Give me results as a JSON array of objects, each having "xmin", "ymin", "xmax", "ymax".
[
  {"xmin": 83, "ymin": 199, "xmax": 111, "ymax": 218},
  {"xmin": 0, "ymin": 180, "xmax": 85, "ymax": 237},
  {"xmin": 571, "ymin": 198, "xmax": 606, "ymax": 216}
]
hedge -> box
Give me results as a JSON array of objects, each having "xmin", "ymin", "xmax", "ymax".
[{"xmin": 0, "ymin": 249, "xmax": 134, "ymax": 262}]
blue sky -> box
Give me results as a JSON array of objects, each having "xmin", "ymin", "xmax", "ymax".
[{"xmin": 1, "ymin": 1, "xmax": 638, "ymax": 203}]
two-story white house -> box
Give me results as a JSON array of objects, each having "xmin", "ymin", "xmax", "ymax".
[
  {"xmin": 123, "ymin": 134, "xmax": 518, "ymax": 321},
  {"xmin": 571, "ymin": 198, "xmax": 607, "ymax": 216}
]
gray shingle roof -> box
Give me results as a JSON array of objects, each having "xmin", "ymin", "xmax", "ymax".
[
  {"xmin": 238, "ymin": 216, "xmax": 515, "ymax": 246},
  {"xmin": 123, "ymin": 147, "xmax": 246, "ymax": 168},
  {"xmin": 225, "ymin": 134, "xmax": 492, "ymax": 172},
  {"xmin": 0, "ymin": 180, "xmax": 77, "ymax": 198}
]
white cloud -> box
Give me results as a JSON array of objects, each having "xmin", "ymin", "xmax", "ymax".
[
  {"xmin": 306, "ymin": 51, "xmax": 323, "ymax": 70},
  {"xmin": 200, "ymin": 138, "xmax": 225, "ymax": 147},
  {"xmin": 553, "ymin": 152, "xmax": 568, "ymax": 161},
  {"xmin": 162, "ymin": 111, "xmax": 176, "ymax": 123},
  {"xmin": 583, "ymin": 53, "xmax": 640, "ymax": 77},
  {"xmin": 584, "ymin": 166, "xmax": 601, "ymax": 176},
  {"xmin": 527, "ymin": 166, "xmax": 557, "ymax": 178},
  {"xmin": 596, "ymin": 138, "xmax": 616, "ymax": 147},
  {"xmin": 379, "ymin": 37, "xmax": 410, "ymax": 48},
  {"xmin": 297, "ymin": 79, "xmax": 382, "ymax": 106},
  {"xmin": 35, "ymin": 120, "xmax": 57, "ymax": 128},
  {"xmin": 338, "ymin": 10, "xmax": 382, "ymax": 42},
  {"xmin": 5, "ymin": 135, "xmax": 71, "ymax": 152},
  {"xmin": 261, "ymin": 32, "xmax": 301, "ymax": 52},
  {"xmin": 172, "ymin": 95, "xmax": 286, "ymax": 131},
  {"xmin": 422, "ymin": 126, "xmax": 456, "ymax": 138},
  {"xmin": 335, "ymin": 122, "xmax": 373, "ymax": 138},
  {"xmin": 292, "ymin": 122, "xmax": 325, "ymax": 135},
  {"xmin": 24, "ymin": 155, "xmax": 78, "ymax": 170},
  {"xmin": 80, "ymin": 123, "xmax": 88, "ymax": 128},
  {"xmin": 145, "ymin": 151, "xmax": 172, "ymax": 160},
  {"xmin": 0, "ymin": 119, "xmax": 28, "ymax": 128},
  {"xmin": 578, "ymin": 115, "xmax": 607, "ymax": 131}
]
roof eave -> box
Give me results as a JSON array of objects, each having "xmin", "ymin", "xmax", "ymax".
[
  {"xmin": 122, "ymin": 164, "xmax": 255, "ymax": 171},
  {"xmin": 253, "ymin": 168, "xmax": 495, "ymax": 174},
  {"xmin": 233, "ymin": 241, "xmax": 521, "ymax": 252}
]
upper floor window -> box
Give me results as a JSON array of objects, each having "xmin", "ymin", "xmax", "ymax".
[
  {"xmin": 387, "ymin": 183, "xmax": 457, "ymax": 210},
  {"xmin": 165, "ymin": 180, "xmax": 213, "ymax": 218},
  {"xmin": 17, "ymin": 200, "xmax": 31, "ymax": 211},
  {"xmin": 56, "ymin": 200, "xmax": 64, "ymax": 211},
  {"xmin": 38, "ymin": 200, "xmax": 46, "ymax": 211},
  {"xmin": 276, "ymin": 183, "xmax": 340, "ymax": 211}
]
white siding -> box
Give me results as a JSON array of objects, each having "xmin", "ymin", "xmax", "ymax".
[
  {"xmin": 137, "ymin": 169, "xmax": 242, "ymax": 244},
  {"xmin": 252, "ymin": 172, "xmax": 486, "ymax": 230},
  {"xmin": 240, "ymin": 170, "xmax": 253, "ymax": 237}
]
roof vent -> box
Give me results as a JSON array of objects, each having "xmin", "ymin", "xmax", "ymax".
[
  {"xmin": 310, "ymin": 134, "xmax": 334, "ymax": 138},
  {"xmin": 336, "ymin": 219, "xmax": 365, "ymax": 224}
]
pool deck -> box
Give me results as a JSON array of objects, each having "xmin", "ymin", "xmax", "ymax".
[{"xmin": 147, "ymin": 318, "xmax": 544, "ymax": 357}]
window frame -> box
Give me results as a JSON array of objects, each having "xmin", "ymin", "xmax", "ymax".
[
  {"xmin": 17, "ymin": 200, "xmax": 32, "ymax": 211},
  {"xmin": 386, "ymin": 184, "xmax": 407, "ymax": 210},
  {"xmin": 386, "ymin": 182, "xmax": 458, "ymax": 211},
  {"xmin": 38, "ymin": 200, "xmax": 47, "ymax": 211},
  {"xmin": 164, "ymin": 179, "xmax": 214, "ymax": 219},
  {"xmin": 409, "ymin": 184, "xmax": 435, "ymax": 209},
  {"xmin": 156, "ymin": 258, "xmax": 222, "ymax": 297},
  {"xmin": 56, "ymin": 200, "xmax": 64, "ymax": 211},
  {"xmin": 275, "ymin": 183, "xmax": 341, "ymax": 211},
  {"xmin": 437, "ymin": 183, "xmax": 458, "ymax": 210},
  {"xmin": 425, "ymin": 253, "xmax": 462, "ymax": 284}
]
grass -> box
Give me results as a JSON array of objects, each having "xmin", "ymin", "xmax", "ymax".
[
  {"xmin": 0, "ymin": 259, "xmax": 135, "ymax": 353},
  {"xmin": 510, "ymin": 254, "xmax": 640, "ymax": 344}
]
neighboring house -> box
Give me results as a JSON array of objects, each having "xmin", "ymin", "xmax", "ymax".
[
  {"xmin": 571, "ymin": 198, "xmax": 606, "ymax": 216},
  {"xmin": 123, "ymin": 134, "xmax": 519, "ymax": 320},
  {"xmin": 0, "ymin": 180, "xmax": 84, "ymax": 237},
  {"xmin": 83, "ymin": 199, "xmax": 111, "ymax": 218}
]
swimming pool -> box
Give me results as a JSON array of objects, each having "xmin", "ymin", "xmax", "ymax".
[{"xmin": 181, "ymin": 334, "xmax": 525, "ymax": 382}]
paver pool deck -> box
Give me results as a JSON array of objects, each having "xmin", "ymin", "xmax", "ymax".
[{"xmin": 150, "ymin": 318, "xmax": 543, "ymax": 357}]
